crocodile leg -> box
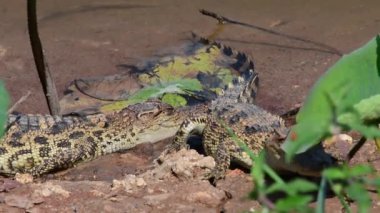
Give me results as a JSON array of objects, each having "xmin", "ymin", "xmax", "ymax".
[{"xmin": 203, "ymin": 133, "xmax": 231, "ymax": 181}]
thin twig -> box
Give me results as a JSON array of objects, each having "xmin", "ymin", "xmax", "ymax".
[
  {"xmin": 27, "ymin": 0, "xmax": 60, "ymax": 115},
  {"xmin": 346, "ymin": 136, "xmax": 367, "ymax": 162},
  {"xmin": 8, "ymin": 91, "xmax": 32, "ymax": 114},
  {"xmin": 199, "ymin": 9, "xmax": 343, "ymax": 56}
]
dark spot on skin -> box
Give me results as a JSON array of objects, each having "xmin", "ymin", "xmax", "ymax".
[
  {"xmin": 34, "ymin": 136, "xmax": 48, "ymax": 145},
  {"xmin": 93, "ymin": 130, "xmax": 104, "ymax": 138},
  {"xmin": 245, "ymin": 125, "xmax": 261, "ymax": 134},
  {"xmin": 0, "ymin": 147, "xmax": 8, "ymax": 155},
  {"xmin": 183, "ymin": 120, "xmax": 190, "ymax": 126},
  {"xmin": 217, "ymin": 107, "xmax": 229, "ymax": 117},
  {"xmin": 15, "ymin": 149, "xmax": 32, "ymax": 156},
  {"xmin": 223, "ymin": 46, "xmax": 233, "ymax": 56},
  {"xmin": 131, "ymin": 132, "xmax": 135, "ymax": 137},
  {"xmin": 84, "ymin": 137, "xmax": 97, "ymax": 157},
  {"xmin": 69, "ymin": 131, "xmax": 85, "ymax": 139},
  {"xmin": 105, "ymin": 134, "xmax": 112, "ymax": 139},
  {"xmin": 229, "ymin": 111, "xmax": 249, "ymax": 124},
  {"xmin": 176, "ymin": 130, "xmax": 184, "ymax": 137},
  {"xmin": 106, "ymin": 141, "xmax": 112, "ymax": 145},
  {"xmin": 39, "ymin": 147, "xmax": 52, "ymax": 158},
  {"xmin": 57, "ymin": 140, "xmax": 71, "ymax": 148},
  {"xmin": 231, "ymin": 52, "xmax": 247, "ymax": 71},
  {"xmin": 87, "ymin": 137, "xmax": 95, "ymax": 143},
  {"xmin": 120, "ymin": 134, "xmax": 127, "ymax": 139},
  {"xmin": 9, "ymin": 140, "xmax": 24, "ymax": 147},
  {"xmin": 50, "ymin": 122, "xmax": 67, "ymax": 134},
  {"xmin": 11, "ymin": 132, "xmax": 22, "ymax": 140}
]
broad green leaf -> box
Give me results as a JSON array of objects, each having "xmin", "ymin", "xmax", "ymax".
[
  {"xmin": 0, "ymin": 82, "xmax": 8, "ymax": 137},
  {"xmin": 283, "ymin": 35, "xmax": 380, "ymax": 158}
]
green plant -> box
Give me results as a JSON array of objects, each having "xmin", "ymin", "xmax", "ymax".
[
  {"xmin": 0, "ymin": 81, "xmax": 9, "ymax": 137},
  {"xmin": 245, "ymin": 36, "xmax": 380, "ymax": 212},
  {"xmin": 282, "ymin": 35, "xmax": 380, "ymax": 158}
]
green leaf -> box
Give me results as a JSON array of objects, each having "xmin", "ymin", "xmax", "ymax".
[
  {"xmin": 348, "ymin": 164, "xmax": 374, "ymax": 177},
  {"xmin": 347, "ymin": 183, "xmax": 372, "ymax": 213},
  {"xmin": 250, "ymin": 152, "xmax": 266, "ymax": 197},
  {"xmin": 0, "ymin": 82, "xmax": 9, "ymax": 137},
  {"xmin": 161, "ymin": 93, "xmax": 187, "ymax": 107},
  {"xmin": 265, "ymin": 179, "xmax": 317, "ymax": 195},
  {"xmin": 350, "ymin": 94, "xmax": 380, "ymax": 121},
  {"xmin": 283, "ymin": 35, "xmax": 380, "ymax": 158},
  {"xmin": 322, "ymin": 167, "xmax": 347, "ymax": 180},
  {"xmin": 275, "ymin": 195, "xmax": 313, "ymax": 212},
  {"xmin": 101, "ymin": 79, "xmax": 202, "ymax": 111}
]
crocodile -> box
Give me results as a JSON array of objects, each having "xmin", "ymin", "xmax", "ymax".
[
  {"xmin": 161, "ymin": 71, "xmax": 336, "ymax": 181},
  {"xmin": 0, "ymin": 39, "xmax": 261, "ymax": 176},
  {"xmin": 0, "ymin": 39, "xmax": 336, "ymax": 178},
  {"xmin": 2, "ymin": 77, "xmax": 334, "ymax": 178}
]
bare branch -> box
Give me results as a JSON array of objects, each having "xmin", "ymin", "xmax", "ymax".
[
  {"xmin": 27, "ymin": 0, "xmax": 60, "ymax": 115},
  {"xmin": 199, "ymin": 9, "xmax": 342, "ymax": 56},
  {"xmin": 8, "ymin": 91, "xmax": 32, "ymax": 114}
]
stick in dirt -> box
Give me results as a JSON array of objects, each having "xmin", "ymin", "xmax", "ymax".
[{"xmin": 27, "ymin": 0, "xmax": 60, "ymax": 115}]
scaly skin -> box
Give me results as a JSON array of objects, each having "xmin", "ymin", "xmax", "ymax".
[{"xmin": 1, "ymin": 102, "xmax": 208, "ymax": 176}]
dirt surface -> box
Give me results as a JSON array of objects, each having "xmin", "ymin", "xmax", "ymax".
[{"xmin": 1, "ymin": 0, "xmax": 380, "ymax": 212}]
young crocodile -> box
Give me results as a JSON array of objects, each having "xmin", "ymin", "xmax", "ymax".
[
  {"xmin": 162, "ymin": 71, "xmax": 336, "ymax": 181},
  {"xmin": 0, "ymin": 41, "xmax": 335, "ymax": 177}
]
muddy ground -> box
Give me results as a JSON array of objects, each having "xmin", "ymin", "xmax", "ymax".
[{"xmin": 1, "ymin": 0, "xmax": 380, "ymax": 212}]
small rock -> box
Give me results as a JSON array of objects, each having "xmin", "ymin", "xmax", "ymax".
[
  {"xmin": 323, "ymin": 134, "xmax": 353, "ymax": 161},
  {"xmin": 155, "ymin": 149, "xmax": 215, "ymax": 181},
  {"xmin": 15, "ymin": 173, "xmax": 33, "ymax": 184},
  {"xmin": 136, "ymin": 178, "xmax": 147, "ymax": 187},
  {"xmin": 112, "ymin": 175, "xmax": 146, "ymax": 192},
  {"xmin": 34, "ymin": 182, "xmax": 70, "ymax": 198}
]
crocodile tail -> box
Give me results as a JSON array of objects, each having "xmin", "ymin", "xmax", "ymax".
[
  {"xmin": 191, "ymin": 32, "xmax": 259, "ymax": 103},
  {"xmin": 6, "ymin": 114, "xmax": 84, "ymax": 132},
  {"xmin": 168, "ymin": 116, "xmax": 208, "ymax": 151}
]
